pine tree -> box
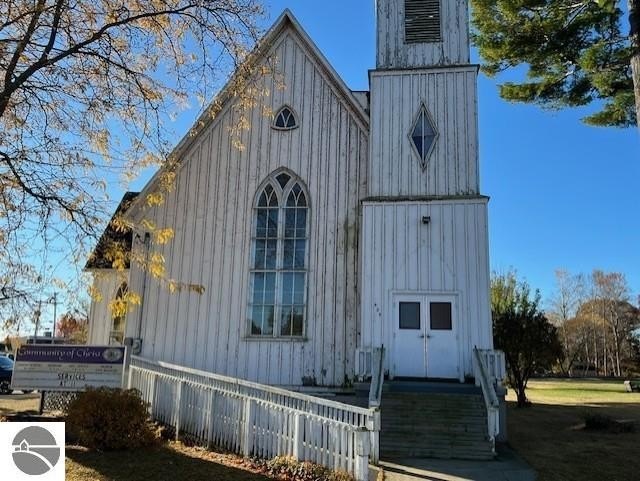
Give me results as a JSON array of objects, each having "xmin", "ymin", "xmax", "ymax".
[{"xmin": 471, "ymin": 0, "xmax": 640, "ymax": 128}]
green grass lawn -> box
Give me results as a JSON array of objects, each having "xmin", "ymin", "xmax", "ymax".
[
  {"xmin": 0, "ymin": 393, "xmax": 40, "ymax": 416},
  {"xmin": 507, "ymin": 379, "xmax": 640, "ymax": 481}
]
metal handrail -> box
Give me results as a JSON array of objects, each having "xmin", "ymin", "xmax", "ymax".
[{"xmin": 473, "ymin": 347, "xmax": 500, "ymax": 453}]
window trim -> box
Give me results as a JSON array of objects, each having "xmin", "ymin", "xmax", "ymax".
[
  {"xmin": 247, "ymin": 170, "xmax": 310, "ymax": 340},
  {"xmin": 408, "ymin": 102, "xmax": 439, "ymax": 170},
  {"xmin": 272, "ymin": 105, "xmax": 300, "ymax": 131}
]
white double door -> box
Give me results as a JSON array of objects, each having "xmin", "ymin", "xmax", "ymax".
[{"xmin": 393, "ymin": 293, "xmax": 459, "ymax": 380}]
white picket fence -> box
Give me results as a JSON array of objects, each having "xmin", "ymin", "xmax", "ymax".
[{"xmin": 128, "ymin": 356, "xmax": 379, "ymax": 481}]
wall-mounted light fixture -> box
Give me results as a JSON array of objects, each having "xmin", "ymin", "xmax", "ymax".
[{"xmin": 422, "ymin": 216, "xmax": 431, "ymax": 225}]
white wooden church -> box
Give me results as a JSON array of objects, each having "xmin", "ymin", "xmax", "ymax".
[{"xmin": 87, "ymin": 0, "xmax": 495, "ymax": 392}]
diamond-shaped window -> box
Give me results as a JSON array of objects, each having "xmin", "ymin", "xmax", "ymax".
[{"xmin": 409, "ymin": 104, "xmax": 438, "ymax": 169}]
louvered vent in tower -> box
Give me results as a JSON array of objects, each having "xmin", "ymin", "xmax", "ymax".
[{"xmin": 405, "ymin": 0, "xmax": 441, "ymax": 43}]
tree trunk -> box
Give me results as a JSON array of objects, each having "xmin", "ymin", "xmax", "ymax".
[
  {"xmin": 630, "ymin": 0, "xmax": 640, "ymax": 127},
  {"xmin": 593, "ymin": 319, "xmax": 599, "ymax": 374},
  {"xmin": 516, "ymin": 382, "xmax": 528, "ymax": 407},
  {"xmin": 604, "ymin": 338, "xmax": 608, "ymax": 376},
  {"xmin": 612, "ymin": 327, "xmax": 622, "ymax": 377},
  {"xmin": 584, "ymin": 342, "xmax": 590, "ymax": 376}
]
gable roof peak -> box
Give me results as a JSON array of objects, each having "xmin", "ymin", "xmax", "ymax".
[
  {"xmin": 85, "ymin": 192, "xmax": 140, "ymax": 271},
  {"xmin": 125, "ymin": 8, "xmax": 368, "ymax": 220}
]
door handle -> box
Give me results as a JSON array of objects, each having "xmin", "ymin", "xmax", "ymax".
[{"xmin": 419, "ymin": 334, "xmax": 425, "ymax": 339}]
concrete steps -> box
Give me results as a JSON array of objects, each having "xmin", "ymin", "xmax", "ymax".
[{"xmin": 380, "ymin": 390, "xmax": 495, "ymax": 461}]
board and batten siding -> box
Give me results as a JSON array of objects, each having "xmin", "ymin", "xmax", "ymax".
[
  {"xmin": 88, "ymin": 270, "xmax": 129, "ymax": 345},
  {"xmin": 124, "ymin": 27, "xmax": 369, "ymax": 387},
  {"xmin": 376, "ymin": 0, "xmax": 470, "ymax": 68},
  {"xmin": 368, "ymin": 66, "xmax": 479, "ymax": 197},
  {"xmin": 359, "ymin": 199, "xmax": 493, "ymax": 378}
]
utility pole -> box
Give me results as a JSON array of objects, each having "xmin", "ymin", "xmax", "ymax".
[
  {"xmin": 33, "ymin": 300, "xmax": 42, "ymax": 340},
  {"xmin": 50, "ymin": 292, "xmax": 58, "ymax": 343}
]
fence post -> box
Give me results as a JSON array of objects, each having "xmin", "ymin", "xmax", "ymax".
[
  {"xmin": 293, "ymin": 413, "xmax": 304, "ymax": 461},
  {"xmin": 369, "ymin": 410, "xmax": 381, "ymax": 464},
  {"xmin": 126, "ymin": 362, "xmax": 133, "ymax": 390},
  {"xmin": 243, "ymin": 399, "xmax": 255, "ymax": 457},
  {"xmin": 207, "ymin": 389, "xmax": 216, "ymax": 446},
  {"xmin": 175, "ymin": 380, "xmax": 184, "ymax": 441},
  {"xmin": 148, "ymin": 373, "xmax": 157, "ymax": 417},
  {"xmin": 124, "ymin": 347, "xmax": 133, "ymax": 389},
  {"xmin": 354, "ymin": 428, "xmax": 370, "ymax": 481}
]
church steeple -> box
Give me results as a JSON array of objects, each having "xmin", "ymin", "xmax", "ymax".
[
  {"xmin": 369, "ymin": 0, "xmax": 479, "ymax": 196},
  {"xmin": 361, "ymin": 0, "xmax": 494, "ymax": 389},
  {"xmin": 376, "ymin": 0, "xmax": 471, "ymax": 68}
]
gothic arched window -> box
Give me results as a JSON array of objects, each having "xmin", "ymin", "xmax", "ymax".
[
  {"xmin": 249, "ymin": 171, "xmax": 308, "ymax": 338},
  {"xmin": 110, "ymin": 282, "xmax": 128, "ymax": 344},
  {"xmin": 273, "ymin": 106, "xmax": 298, "ymax": 130}
]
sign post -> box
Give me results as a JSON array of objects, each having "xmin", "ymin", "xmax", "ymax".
[{"xmin": 11, "ymin": 345, "xmax": 126, "ymax": 392}]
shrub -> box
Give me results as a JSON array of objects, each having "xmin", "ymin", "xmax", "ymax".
[
  {"xmin": 583, "ymin": 412, "xmax": 635, "ymax": 434},
  {"xmin": 584, "ymin": 413, "xmax": 614, "ymax": 430},
  {"xmin": 262, "ymin": 456, "xmax": 354, "ymax": 481},
  {"xmin": 66, "ymin": 388, "xmax": 160, "ymax": 450},
  {"xmin": 491, "ymin": 272, "xmax": 563, "ymax": 407}
]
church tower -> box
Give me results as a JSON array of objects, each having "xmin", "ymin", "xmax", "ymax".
[{"xmin": 359, "ymin": 0, "xmax": 493, "ymax": 381}]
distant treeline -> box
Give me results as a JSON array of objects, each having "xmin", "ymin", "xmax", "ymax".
[{"xmin": 547, "ymin": 270, "xmax": 640, "ymax": 378}]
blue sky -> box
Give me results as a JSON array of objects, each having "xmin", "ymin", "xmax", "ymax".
[{"xmin": 251, "ymin": 0, "xmax": 639, "ymax": 301}]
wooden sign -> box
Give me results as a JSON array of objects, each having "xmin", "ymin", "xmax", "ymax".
[{"xmin": 11, "ymin": 345, "xmax": 126, "ymax": 392}]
